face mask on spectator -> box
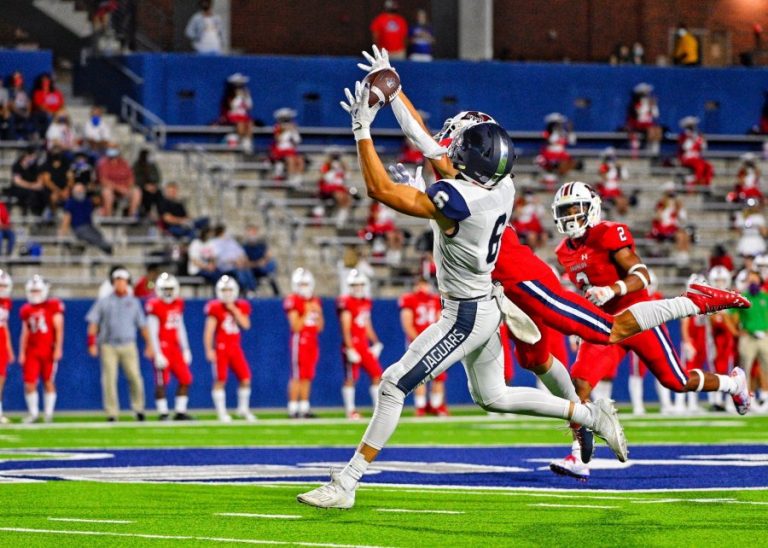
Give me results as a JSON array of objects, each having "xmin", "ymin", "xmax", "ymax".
[
  {"xmin": 106, "ymin": 148, "xmax": 120, "ymax": 158},
  {"xmin": 749, "ymin": 282, "xmax": 762, "ymax": 296},
  {"xmin": 91, "ymin": 115, "xmax": 101, "ymax": 126},
  {"xmin": 72, "ymin": 189, "xmax": 87, "ymax": 201}
]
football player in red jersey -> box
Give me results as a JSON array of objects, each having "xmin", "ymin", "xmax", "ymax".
[
  {"xmin": 679, "ymin": 274, "xmax": 709, "ymax": 414},
  {"xmin": 399, "ymin": 276, "xmax": 445, "ymax": 416},
  {"xmin": 338, "ymin": 270, "xmax": 383, "ymax": 420},
  {"xmin": 204, "ymin": 275, "xmax": 255, "ymax": 423},
  {"xmin": 0, "ymin": 271, "xmax": 15, "ymax": 424},
  {"xmin": 284, "ymin": 268, "xmax": 324, "ymax": 419},
  {"xmin": 146, "ymin": 273, "xmax": 193, "ymax": 420},
  {"xmin": 707, "ymin": 266, "xmax": 740, "ymax": 411},
  {"xmin": 18, "ymin": 275, "xmax": 64, "ymax": 423}
]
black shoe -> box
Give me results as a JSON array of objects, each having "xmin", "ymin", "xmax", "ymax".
[
  {"xmin": 709, "ymin": 404, "xmax": 726, "ymax": 413},
  {"xmin": 301, "ymin": 411, "xmax": 318, "ymax": 419},
  {"xmin": 106, "ymin": 416, "xmax": 117, "ymax": 422},
  {"xmin": 158, "ymin": 413, "xmax": 170, "ymax": 421},
  {"xmin": 135, "ymin": 412, "xmax": 146, "ymax": 422},
  {"xmin": 173, "ymin": 412, "xmax": 194, "ymax": 421},
  {"xmin": 289, "ymin": 412, "xmax": 299, "ymax": 419}
]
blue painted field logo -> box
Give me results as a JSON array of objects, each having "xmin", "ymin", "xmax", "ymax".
[{"xmin": 1, "ymin": 445, "xmax": 766, "ymax": 491}]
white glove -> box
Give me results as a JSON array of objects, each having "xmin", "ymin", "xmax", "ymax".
[
  {"xmin": 357, "ymin": 44, "xmax": 392, "ymax": 74},
  {"xmin": 345, "ymin": 347, "xmax": 362, "ymax": 364},
  {"xmin": 683, "ymin": 342, "xmax": 697, "ymax": 361},
  {"xmin": 492, "ymin": 283, "xmax": 541, "ymax": 345},
  {"xmin": 585, "ymin": 285, "xmax": 616, "ymax": 307},
  {"xmin": 183, "ymin": 349, "xmax": 193, "ymax": 365},
  {"xmin": 370, "ymin": 342, "xmax": 384, "ymax": 359},
  {"xmin": 388, "ymin": 163, "xmax": 425, "ymax": 192},
  {"xmin": 340, "ymin": 80, "xmax": 382, "ymax": 142},
  {"xmin": 154, "ymin": 352, "xmax": 169, "ymax": 370}
]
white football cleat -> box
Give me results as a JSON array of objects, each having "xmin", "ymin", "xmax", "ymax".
[
  {"xmin": 296, "ymin": 471, "xmax": 356, "ymax": 509},
  {"xmin": 549, "ymin": 454, "xmax": 590, "ymax": 481},
  {"xmin": 0, "ymin": 415, "xmax": 9, "ymax": 425},
  {"xmin": 730, "ymin": 367, "xmax": 751, "ymax": 415},
  {"xmin": 237, "ymin": 411, "xmax": 257, "ymax": 422},
  {"xmin": 22, "ymin": 414, "xmax": 39, "ymax": 424},
  {"xmin": 218, "ymin": 413, "xmax": 233, "ymax": 423},
  {"xmin": 586, "ymin": 399, "xmax": 628, "ymax": 462}
]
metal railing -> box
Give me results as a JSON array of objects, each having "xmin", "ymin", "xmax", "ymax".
[{"xmin": 120, "ymin": 95, "xmax": 167, "ymax": 147}]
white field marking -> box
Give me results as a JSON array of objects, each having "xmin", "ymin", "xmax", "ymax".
[
  {"xmin": 375, "ymin": 508, "xmax": 464, "ymax": 515},
  {"xmin": 476, "ymin": 420, "xmax": 748, "ymax": 430},
  {"xmin": 0, "ymin": 528, "xmax": 392, "ymax": 548},
  {"xmin": 530, "ymin": 503, "xmax": 617, "ymax": 509},
  {"xmin": 216, "ymin": 513, "xmax": 302, "ymax": 519},
  {"xmin": 631, "ymin": 498, "xmax": 768, "ymax": 506},
  {"xmin": 47, "ymin": 517, "xmax": 134, "ymax": 524},
  {"xmin": 0, "ymin": 435, "xmax": 20, "ymax": 442}
]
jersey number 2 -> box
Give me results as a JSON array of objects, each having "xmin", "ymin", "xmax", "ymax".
[{"xmin": 486, "ymin": 214, "xmax": 507, "ymax": 264}]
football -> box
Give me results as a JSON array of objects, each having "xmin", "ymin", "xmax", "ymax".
[{"xmin": 364, "ymin": 68, "xmax": 401, "ymax": 107}]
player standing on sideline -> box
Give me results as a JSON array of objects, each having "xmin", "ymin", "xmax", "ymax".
[
  {"xmin": 18, "ymin": 275, "xmax": 64, "ymax": 423},
  {"xmin": 338, "ymin": 270, "xmax": 383, "ymax": 420},
  {"xmin": 399, "ymin": 276, "xmax": 446, "ymax": 416},
  {"xmin": 284, "ymin": 268, "xmax": 323, "ymax": 419},
  {"xmin": 679, "ymin": 274, "xmax": 709, "ymax": 414},
  {"xmin": 707, "ymin": 266, "xmax": 739, "ymax": 411},
  {"xmin": 297, "ymin": 59, "xmax": 628, "ymax": 509},
  {"xmin": 146, "ymin": 273, "xmax": 193, "ymax": 420},
  {"xmin": 204, "ymin": 275, "xmax": 256, "ymax": 423},
  {"xmin": 0, "ymin": 271, "xmax": 14, "ymax": 424}
]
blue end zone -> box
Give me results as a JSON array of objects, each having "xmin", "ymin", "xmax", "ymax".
[{"xmin": 1, "ymin": 445, "xmax": 767, "ymax": 491}]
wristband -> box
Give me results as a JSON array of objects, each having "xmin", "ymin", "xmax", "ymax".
[
  {"xmin": 353, "ymin": 127, "xmax": 371, "ymax": 142},
  {"xmin": 88, "ymin": 334, "xmax": 97, "ymax": 347},
  {"xmin": 616, "ymin": 280, "xmax": 627, "ymax": 296}
]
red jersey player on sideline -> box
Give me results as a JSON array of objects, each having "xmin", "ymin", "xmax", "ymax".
[
  {"xmin": 399, "ymin": 276, "xmax": 445, "ymax": 416},
  {"xmin": 679, "ymin": 274, "xmax": 709, "ymax": 414},
  {"xmin": 0, "ymin": 271, "xmax": 15, "ymax": 424},
  {"xmin": 146, "ymin": 273, "xmax": 193, "ymax": 421},
  {"xmin": 338, "ymin": 270, "xmax": 383, "ymax": 420},
  {"xmin": 284, "ymin": 268, "xmax": 324, "ymax": 419},
  {"xmin": 707, "ymin": 266, "xmax": 740, "ymax": 411},
  {"xmin": 18, "ymin": 275, "xmax": 64, "ymax": 423},
  {"xmin": 204, "ymin": 275, "xmax": 255, "ymax": 423}
]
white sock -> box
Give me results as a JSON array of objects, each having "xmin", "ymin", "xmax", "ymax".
[
  {"xmin": 429, "ymin": 391, "xmax": 444, "ymax": 409},
  {"xmin": 570, "ymin": 402, "xmax": 595, "ymax": 428},
  {"xmin": 212, "ymin": 389, "xmax": 227, "ymax": 417},
  {"xmin": 338, "ymin": 451, "xmax": 369, "ymax": 491},
  {"xmin": 298, "ymin": 400, "xmax": 310, "ymax": 415},
  {"xmin": 656, "ymin": 380, "xmax": 672, "ymax": 410},
  {"xmin": 414, "ymin": 393, "xmax": 427, "ymax": 409},
  {"xmin": 687, "ymin": 392, "xmax": 699, "ymax": 409},
  {"xmin": 717, "ymin": 374, "xmax": 737, "ymax": 394},
  {"xmin": 570, "ymin": 438, "xmax": 582, "ymax": 460},
  {"xmin": 43, "ymin": 392, "xmax": 56, "ymax": 418},
  {"xmin": 629, "ymin": 375, "xmax": 644, "ymax": 411},
  {"xmin": 342, "ymin": 386, "xmax": 356, "ymax": 414},
  {"xmin": 25, "ymin": 391, "xmax": 39, "ymax": 416},
  {"xmin": 156, "ymin": 398, "xmax": 169, "ymax": 414},
  {"xmin": 175, "ymin": 395, "xmax": 188, "ymax": 413},
  {"xmin": 674, "ymin": 391, "xmax": 686, "ymax": 409},
  {"xmin": 538, "ymin": 358, "xmax": 579, "ymax": 402},
  {"xmin": 628, "ymin": 297, "xmax": 699, "ymax": 332},
  {"xmin": 237, "ymin": 387, "xmax": 251, "ymax": 413},
  {"xmin": 0, "ymin": 402, "xmax": 3, "ymax": 415},
  {"xmin": 288, "ymin": 400, "xmax": 299, "ymax": 416},
  {"xmin": 369, "ymin": 384, "xmax": 379, "ymax": 409}
]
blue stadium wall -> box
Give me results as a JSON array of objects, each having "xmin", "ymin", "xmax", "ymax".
[
  {"xmin": 0, "ymin": 50, "xmax": 52, "ymax": 90},
  {"xmin": 1, "ymin": 298, "xmax": 681, "ymax": 413},
  {"xmin": 77, "ymin": 53, "xmax": 768, "ymax": 136}
]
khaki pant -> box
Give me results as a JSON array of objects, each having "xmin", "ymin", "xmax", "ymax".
[
  {"xmin": 738, "ymin": 334, "xmax": 768, "ymax": 379},
  {"xmin": 100, "ymin": 343, "xmax": 145, "ymax": 417}
]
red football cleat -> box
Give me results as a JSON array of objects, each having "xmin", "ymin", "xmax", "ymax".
[
  {"xmin": 684, "ymin": 283, "xmax": 751, "ymax": 314},
  {"xmin": 435, "ymin": 404, "xmax": 450, "ymax": 417},
  {"xmin": 415, "ymin": 406, "xmax": 428, "ymax": 417}
]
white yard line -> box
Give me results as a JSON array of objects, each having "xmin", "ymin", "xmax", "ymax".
[
  {"xmin": 0, "ymin": 528, "xmax": 392, "ymax": 548},
  {"xmin": 375, "ymin": 508, "xmax": 464, "ymax": 515},
  {"xmin": 530, "ymin": 503, "xmax": 617, "ymax": 509},
  {"xmin": 216, "ymin": 513, "xmax": 302, "ymax": 519},
  {"xmin": 47, "ymin": 517, "xmax": 134, "ymax": 524}
]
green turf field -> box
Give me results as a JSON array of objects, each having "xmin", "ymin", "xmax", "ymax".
[{"xmin": 1, "ymin": 411, "xmax": 766, "ymax": 547}]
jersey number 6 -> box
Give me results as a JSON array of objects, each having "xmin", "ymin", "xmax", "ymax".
[{"xmin": 486, "ymin": 214, "xmax": 507, "ymax": 264}]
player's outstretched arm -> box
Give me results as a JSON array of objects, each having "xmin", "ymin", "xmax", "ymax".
[{"xmin": 392, "ymin": 91, "xmax": 455, "ymax": 177}]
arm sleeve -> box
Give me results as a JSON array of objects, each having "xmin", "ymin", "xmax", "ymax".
[
  {"xmin": 391, "ymin": 97, "xmax": 448, "ymax": 159},
  {"xmin": 147, "ymin": 315, "xmax": 161, "ymax": 352},
  {"xmin": 426, "ymin": 180, "xmax": 471, "ymax": 222}
]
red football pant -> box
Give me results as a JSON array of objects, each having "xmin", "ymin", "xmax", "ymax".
[
  {"xmin": 712, "ymin": 335, "xmax": 734, "ymax": 375},
  {"xmin": 214, "ymin": 343, "xmax": 251, "ymax": 383},
  {"xmin": 343, "ymin": 344, "xmax": 383, "ymax": 383},
  {"xmin": 685, "ymin": 335, "xmax": 708, "ymax": 372},
  {"xmin": 23, "ymin": 353, "xmax": 57, "ymax": 384},
  {"xmin": 155, "ymin": 344, "xmax": 192, "ymax": 387},
  {"xmin": 290, "ymin": 334, "xmax": 319, "ymax": 381}
]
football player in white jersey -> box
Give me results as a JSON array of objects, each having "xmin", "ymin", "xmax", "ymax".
[{"xmin": 296, "ymin": 65, "xmax": 628, "ymax": 509}]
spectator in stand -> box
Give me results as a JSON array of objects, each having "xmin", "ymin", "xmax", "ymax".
[
  {"xmin": 271, "ymin": 108, "xmax": 304, "ymax": 184},
  {"xmin": 677, "ymin": 116, "xmax": 713, "ymax": 189},
  {"xmin": 318, "ymin": 148, "xmax": 353, "ymax": 229},
  {"xmin": 0, "ymin": 199, "xmax": 14, "ymax": 256},
  {"xmin": 157, "ymin": 182, "xmax": 207, "ymax": 240},
  {"xmin": 631, "ymin": 41, "xmax": 645, "ymax": 65},
  {"xmin": 596, "ymin": 147, "xmax": 630, "ymax": 216},
  {"xmin": 370, "ymin": 0, "xmax": 408, "ymax": 60},
  {"xmin": 185, "ymin": 0, "xmax": 225, "ymax": 54},
  {"xmin": 735, "ymin": 197, "xmax": 768, "ymax": 259},
  {"xmin": 58, "ymin": 182, "xmax": 112, "ymax": 254},
  {"xmin": 408, "ymin": 9, "xmax": 434, "ymax": 62},
  {"xmin": 40, "ymin": 145, "xmax": 74, "ymax": 214},
  {"xmin": 72, "ymin": 150, "xmax": 95, "ymax": 190},
  {"xmin": 82, "ymin": 106, "xmax": 113, "ymax": 155},
  {"xmin": 31, "ymin": 73, "xmax": 65, "ymax": 138},
  {"xmin": 132, "ymin": 148, "xmax": 162, "ymax": 220},
  {"xmin": 221, "ymin": 73, "xmax": 254, "ymax": 154},
  {"xmin": 338, "ymin": 245, "xmax": 375, "ymax": 296},
  {"xmin": 609, "ymin": 43, "xmax": 632, "ymax": 65},
  {"xmin": 752, "ymin": 89, "xmax": 768, "ymax": 135},
  {"xmin": 536, "ymin": 112, "xmax": 576, "ymax": 188},
  {"xmin": 673, "ymin": 22, "xmax": 699, "ymax": 67},
  {"xmin": 709, "ymin": 244, "xmax": 735, "ymax": 272},
  {"xmin": 7, "ymin": 72, "xmax": 31, "ymax": 140},
  {"xmin": 0, "ymin": 77, "xmax": 11, "ymax": 140},
  {"xmin": 512, "ymin": 191, "xmax": 547, "ymax": 250},
  {"xmin": 188, "ymin": 227, "xmax": 220, "ymax": 285},
  {"xmin": 45, "ymin": 110, "xmax": 78, "ymax": 154},
  {"xmin": 97, "ymin": 144, "xmax": 141, "ymax": 218},
  {"xmin": 650, "ymin": 182, "xmax": 691, "ymax": 265},
  {"xmin": 133, "ymin": 264, "xmax": 160, "ymax": 299},
  {"xmin": 242, "ymin": 224, "xmax": 280, "ymax": 295},
  {"xmin": 728, "ymin": 153, "xmax": 763, "ymax": 204},
  {"xmin": 91, "ymin": 0, "xmax": 119, "ymax": 34},
  {"xmin": 211, "ymin": 224, "xmax": 256, "ymax": 295},
  {"xmin": 10, "ymin": 145, "xmax": 47, "ymax": 216},
  {"xmin": 361, "ymin": 201, "xmax": 404, "ymax": 266},
  {"xmin": 626, "ymin": 83, "xmax": 662, "ymax": 157}
]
